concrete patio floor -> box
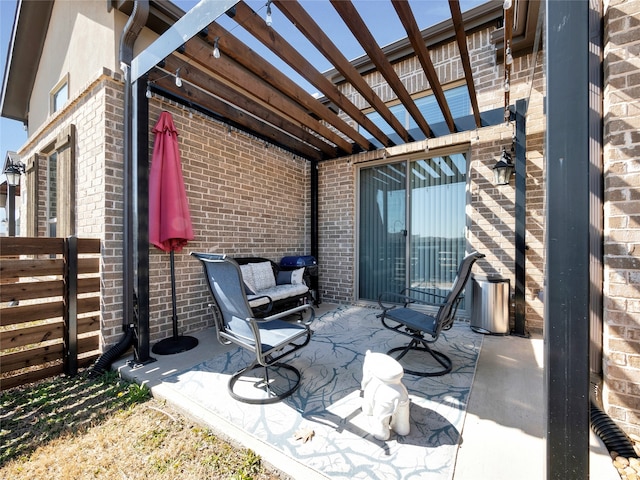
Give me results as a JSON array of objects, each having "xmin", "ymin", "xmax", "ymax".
[{"xmin": 115, "ymin": 303, "xmax": 619, "ymax": 479}]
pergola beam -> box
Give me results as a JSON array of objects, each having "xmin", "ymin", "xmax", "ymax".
[
  {"xmin": 393, "ymin": 0, "xmax": 456, "ymax": 133},
  {"xmin": 203, "ymin": 21, "xmax": 361, "ymax": 154},
  {"xmin": 232, "ymin": 1, "xmax": 382, "ymax": 150},
  {"xmin": 160, "ymin": 50, "xmax": 339, "ymax": 157},
  {"xmin": 449, "ymin": 0, "xmax": 482, "ymax": 128},
  {"xmin": 331, "ymin": 0, "xmax": 433, "ymax": 139},
  {"xmin": 275, "ymin": 0, "xmax": 413, "ymax": 144},
  {"xmin": 131, "ymin": 0, "xmax": 238, "ymax": 82}
]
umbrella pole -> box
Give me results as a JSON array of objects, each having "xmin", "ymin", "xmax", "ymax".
[
  {"xmin": 170, "ymin": 250, "xmax": 179, "ymax": 339},
  {"xmin": 151, "ymin": 250, "xmax": 199, "ymax": 355}
]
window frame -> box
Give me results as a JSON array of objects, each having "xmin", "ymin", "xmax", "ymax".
[{"xmin": 50, "ymin": 74, "xmax": 69, "ymax": 115}]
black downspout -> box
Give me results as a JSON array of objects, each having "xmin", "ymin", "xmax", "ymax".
[
  {"xmin": 311, "ymin": 159, "xmax": 319, "ymax": 261},
  {"xmin": 90, "ymin": 1, "xmax": 150, "ymax": 375},
  {"xmin": 120, "ymin": 0, "xmax": 149, "ymax": 363}
]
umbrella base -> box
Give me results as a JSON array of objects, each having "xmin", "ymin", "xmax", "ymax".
[{"xmin": 152, "ymin": 335, "xmax": 199, "ymax": 355}]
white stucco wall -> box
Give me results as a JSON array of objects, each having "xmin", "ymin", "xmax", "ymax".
[{"xmin": 28, "ymin": 0, "xmax": 117, "ymax": 135}]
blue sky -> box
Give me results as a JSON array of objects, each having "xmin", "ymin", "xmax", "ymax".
[
  {"xmin": 1, "ymin": 0, "xmax": 484, "ymax": 158},
  {"xmin": 1, "ymin": 0, "xmax": 24, "ymax": 158}
]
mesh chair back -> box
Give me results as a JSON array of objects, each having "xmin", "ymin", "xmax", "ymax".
[
  {"xmin": 436, "ymin": 251, "xmax": 485, "ymax": 332},
  {"xmin": 192, "ymin": 253, "xmax": 256, "ymax": 344}
]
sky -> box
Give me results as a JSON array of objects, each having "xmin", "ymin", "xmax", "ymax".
[
  {"xmin": 1, "ymin": 0, "xmax": 24, "ymax": 158},
  {"xmin": 0, "ymin": 0, "xmax": 485, "ymax": 159}
]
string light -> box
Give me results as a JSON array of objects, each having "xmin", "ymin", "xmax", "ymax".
[
  {"xmin": 505, "ymin": 44, "xmax": 513, "ymax": 66},
  {"xmin": 503, "ymin": 0, "xmax": 512, "ymax": 10},
  {"xmin": 265, "ymin": 1, "xmax": 272, "ymax": 26},
  {"xmin": 146, "ymin": 84, "xmax": 152, "ymax": 98},
  {"xmin": 504, "ymin": 80, "xmax": 510, "ymax": 92},
  {"xmin": 175, "ymin": 68, "xmax": 182, "ymax": 88},
  {"xmin": 213, "ymin": 37, "xmax": 220, "ymax": 58}
]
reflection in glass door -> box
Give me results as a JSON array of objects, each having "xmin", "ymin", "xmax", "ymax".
[
  {"xmin": 358, "ymin": 152, "xmax": 468, "ymax": 305},
  {"xmin": 359, "ymin": 162, "xmax": 407, "ymax": 299}
]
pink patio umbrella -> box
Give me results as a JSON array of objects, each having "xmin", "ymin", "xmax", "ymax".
[{"xmin": 149, "ymin": 111, "xmax": 198, "ymax": 355}]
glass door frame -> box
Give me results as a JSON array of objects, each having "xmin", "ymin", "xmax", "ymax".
[{"xmin": 354, "ymin": 145, "xmax": 473, "ymax": 316}]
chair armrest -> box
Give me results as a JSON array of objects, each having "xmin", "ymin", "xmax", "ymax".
[
  {"xmin": 249, "ymin": 294, "xmax": 274, "ymax": 316},
  {"xmin": 402, "ymin": 287, "xmax": 447, "ymax": 300},
  {"xmin": 259, "ymin": 303, "xmax": 316, "ymax": 326},
  {"xmin": 378, "ymin": 291, "xmax": 444, "ymax": 311}
]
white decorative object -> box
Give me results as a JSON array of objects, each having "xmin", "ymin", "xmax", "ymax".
[{"xmin": 361, "ymin": 350, "xmax": 410, "ymax": 441}]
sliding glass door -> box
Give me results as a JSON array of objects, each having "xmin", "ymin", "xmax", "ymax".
[{"xmin": 358, "ymin": 152, "xmax": 468, "ymax": 306}]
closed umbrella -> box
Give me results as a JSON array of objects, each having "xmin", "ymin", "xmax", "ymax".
[{"xmin": 149, "ymin": 111, "xmax": 198, "ymax": 355}]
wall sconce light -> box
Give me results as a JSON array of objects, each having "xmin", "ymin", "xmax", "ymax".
[
  {"xmin": 493, "ymin": 147, "xmax": 514, "ymax": 185},
  {"xmin": 3, "ymin": 158, "xmax": 25, "ymax": 236},
  {"xmin": 4, "ymin": 159, "xmax": 25, "ymax": 187}
]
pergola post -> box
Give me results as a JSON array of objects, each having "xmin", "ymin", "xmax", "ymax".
[{"xmin": 545, "ymin": 1, "xmax": 591, "ymax": 478}]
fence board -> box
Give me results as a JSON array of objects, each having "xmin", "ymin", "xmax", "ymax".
[
  {"xmin": 0, "ymin": 277, "xmax": 99, "ymax": 303},
  {"xmin": 1, "ymin": 279, "xmax": 63, "ymax": 302},
  {"xmin": 1, "ymin": 343, "xmax": 65, "ymax": 374},
  {"xmin": 0, "ymin": 301, "xmax": 64, "ymax": 326},
  {"xmin": 78, "ymin": 335, "xmax": 100, "ymax": 354},
  {"xmin": 0, "ymin": 258, "xmax": 98, "ymax": 283},
  {"xmin": 77, "ymin": 315, "xmax": 100, "ymax": 334},
  {"xmin": 0, "ymin": 258, "xmax": 64, "ymax": 280},
  {"xmin": 0, "ymin": 364, "xmax": 64, "ymax": 391},
  {"xmin": 1, "ymin": 320, "xmax": 63, "ymax": 350},
  {"xmin": 0, "ymin": 236, "xmax": 102, "ymax": 389},
  {"xmin": 0, "ymin": 237, "xmax": 65, "ymax": 256}
]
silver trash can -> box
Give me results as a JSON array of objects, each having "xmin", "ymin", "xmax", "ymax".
[{"xmin": 470, "ymin": 274, "xmax": 510, "ymax": 335}]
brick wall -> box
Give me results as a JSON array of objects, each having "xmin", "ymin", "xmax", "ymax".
[
  {"xmin": 146, "ymin": 100, "xmax": 311, "ymax": 342},
  {"xmin": 328, "ymin": 22, "xmax": 546, "ymax": 332},
  {"xmin": 602, "ymin": 0, "xmax": 640, "ymax": 437},
  {"xmin": 18, "ymin": 69, "xmax": 127, "ymax": 349}
]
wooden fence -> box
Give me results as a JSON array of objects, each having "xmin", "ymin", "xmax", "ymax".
[{"xmin": 1, "ymin": 237, "xmax": 101, "ymax": 390}]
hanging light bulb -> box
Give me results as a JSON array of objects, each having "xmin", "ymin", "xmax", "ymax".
[
  {"xmin": 146, "ymin": 84, "xmax": 152, "ymax": 99},
  {"xmin": 175, "ymin": 68, "xmax": 182, "ymax": 88},
  {"xmin": 213, "ymin": 37, "xmax": 220, "ymax": 59},
  {"xmin": 265, "ymin": 1, "xmax": 272, "ymax": 26},
  {"xmin": 503, "ymin": 0, "xmax": 512, "ymax": 10},
  {"xmin": 504, "ymin": 79, "xmax": 510, "ymax": 92},
  {"xmin": 505, "ymin": 44, "xmax": 513, "ymax": 66}
]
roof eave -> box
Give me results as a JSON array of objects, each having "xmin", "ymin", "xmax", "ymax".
[
  {"xmin": 0, "ymin": 0, "xmax": 54, "ymax": 124},
  {"xmin": 0, "ymin": 0, "xmax": 186, "ymax": 125}
]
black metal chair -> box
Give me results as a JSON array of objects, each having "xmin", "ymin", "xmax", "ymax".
[
  {"xmin": 191, "ymin": 252, "xmax": 315, "ymax": 404},
  {"xmin": 377, "ymin": 251, "xmax": 485, "ymax": 377}
]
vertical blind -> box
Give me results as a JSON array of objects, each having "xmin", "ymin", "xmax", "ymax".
[{"xmin": 359, "ymin": 152, "xmax": 467, "ymax": 305}]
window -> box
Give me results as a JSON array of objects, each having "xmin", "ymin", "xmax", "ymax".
[
  {"xmin": 50, "ymin": 75, "xmax": 69, "ymax": 114},
  {"xmin": 46, "ymin": 152, "xmax": 58, "ymax": 237},
  {"xmin": 25, "ymin": 125, "xmax": 75, "ymax": 237}
]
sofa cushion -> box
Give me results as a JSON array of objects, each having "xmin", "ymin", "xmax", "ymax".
[
  {"xmin": 239, "ymin": 264, "xmax": 257, "ymax": 295},
  {"xmin": 251, "ymin": 261, "xmax": 276, "ymax": 291},
  {"xmin": 247, "ymin": 283, "xmax": 309, "ymax": 308},
  {"xmin": 276, "ymin": 267, "xmax": 305, "ymax": 285}
]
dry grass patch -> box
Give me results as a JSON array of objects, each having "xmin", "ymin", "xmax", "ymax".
[{"xmin": 0, "ymin": 370, "xmax": 284, "ymax": 480}]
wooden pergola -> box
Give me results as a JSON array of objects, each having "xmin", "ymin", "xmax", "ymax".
[
  {"xmin": 113, "ymin": 2, "xmax": 593, "ymax": 479},
  {"xmin": 121, "ymin": 0, "xmax": 538, "ymax": 160}
]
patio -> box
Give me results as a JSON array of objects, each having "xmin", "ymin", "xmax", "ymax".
[{"xmin": 115, "ymin": 303, "xmax": 618, "ymax": 480}]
